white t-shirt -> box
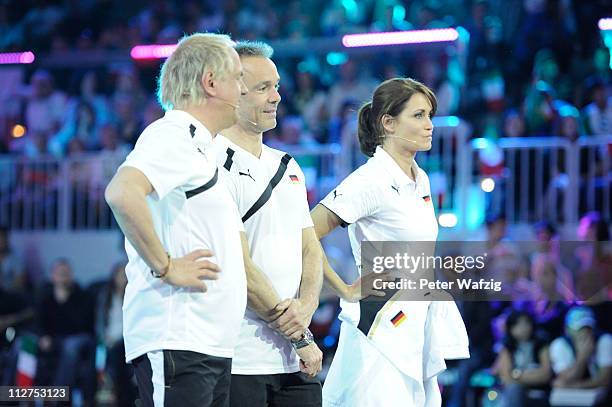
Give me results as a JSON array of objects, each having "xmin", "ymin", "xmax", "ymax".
[
  {"xmin": 119, "ymin": 110, "xmax": 246, "ymax": 362},
  {"xmin": 319, "ymin": 146, "xmax": 469, "ymax": 387},
  {"xmin": 214, "ymin": 135, "xmax": 313, "ymax": 374},
  {"xmin": 319, "ymin": 146, "xmax": 438, "ymax": 326},
  {"xmin": 550, "ymin": 333, "xmax": 612, "ymax": 378}
]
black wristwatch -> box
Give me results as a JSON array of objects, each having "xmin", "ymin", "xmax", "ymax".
[{"xmin": 290, "ymin": 328, "xmax": 314, "ymax": 350}]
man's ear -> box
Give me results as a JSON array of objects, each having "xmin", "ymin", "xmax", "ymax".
[
  {"xmin": 381, "ymin": 114, "xmax": 395, "ymax": 134},
  {"xmin": 201, "ymin": 71, "xmax": 216, "ymax": 97}
]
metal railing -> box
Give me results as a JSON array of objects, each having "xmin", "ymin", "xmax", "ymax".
[
  {"xmin": 468, "ymin": 135, "xmax": 611, "ymax": 225},
  {"xmin": 0, "ymin": 145, "xmax": 344, "ymax": 231},
  {"xmin": 0, "ymin": 152, "xmax": 126, "ymax": 230},
  {"xmin": 337, "ymin": 115, "xmax": 473, "ymax": 226},
  {"xmin": 1, "ymin": 134, "xmax": 609, "ymax": 231}
]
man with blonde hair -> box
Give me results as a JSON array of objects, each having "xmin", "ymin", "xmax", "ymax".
[{"xmin": 105, "ymin": 33, "xmax": 248, "ymax": 407}]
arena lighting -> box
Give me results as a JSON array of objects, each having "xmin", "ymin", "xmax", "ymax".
[
  {"xmin": 471, "ymin": 137, "xmax": 491, "ymax": 150},
  {"xmin": 12, "ymin": 124, "xmax": 26, "ymax": 138},
  {"xmin": 0, "ymin": 51, "xmax": 35, "ymax": 65},
  {"xmin": 342, "ymin": 28, "xmax": 459, "ymax": 48},
  {"xmin": 481, "ymin": 177, "xmax": 495, "ymax": 193},
  {"xmin": 432, "ymin": 115, "xmax": 460, "ymax": 127},
  {"xmin": 326, "ymin": 52, "xmax": 348, "ymax": 65},
  {"xmin": 438, "ymin": 213, "xmax": 458, "ymax": 228},
  {"xmin": 598, "ymin": 18, "xmax": 612, "ymax": 30},
  {"xmin": 130, "ymin": 44, "xmax": 178, "ymax": 60}
]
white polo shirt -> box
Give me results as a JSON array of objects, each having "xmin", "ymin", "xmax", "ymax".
[
  {"xmin": 119, "ymin": 110, "xmax": 246, "ymax": 363},
  {"xmin": 320, "ymin": 147, "xmax": 468, "ymax": 406},
  {"xmin": 214, "ymin": 135, "xmax": 313, "ymax": 374},
  {"xmin": 320, "ymin": 145, "xmax": 438, "ymax": 319},
  {"xmin": 321, "ymin": 146, "xmax": 438, "ymax": 274}
]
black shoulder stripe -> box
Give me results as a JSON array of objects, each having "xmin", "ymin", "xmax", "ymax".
[
  {"xmin": 241, "ymin": 153, "xmax": 292, "ymax": 223},
  {"xmin": 185, "ymin": 168, "xmax": 218, "ymax": 199},
  {"xmin": 223, "ymin": 148, "xmax": 235, "ymax": 171}
]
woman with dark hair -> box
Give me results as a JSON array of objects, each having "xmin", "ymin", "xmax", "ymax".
[
  {"xmin": 48, "ymin": 100, "xmax": 99, "ymax": 156},
  {"xmin": 493, "ymin": 310, "xmax": 552, "ymax": 407},
  {"xmin": 310, "ymin": 78, "xmax": 469, "ymax": 406}
]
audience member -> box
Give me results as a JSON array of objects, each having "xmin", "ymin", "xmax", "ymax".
[
  {"xmin": 529, "ymin": 254, "xmax": 571, "ymax": 339},
  {"xmin": 24, "ymin": 69, "xmax": 67, "ymax": 139},
  {"xmin": 583, "ymin": 78, "xmax": 612, "ymax": 136},
  {"xmin": 48, "ymin": 100, "xmax": 99, "ymax": 157},
  {"xmin": 493, "ymin": 310, "xmax": 552, "ymax": 407},
  {"xmin": 36, "ymin": 259, "xmax": 95, "ymax": 403},
  {"xmin": 0, "ymin": 227, "xmax": 26, "ymax": 292},
  {"xmin": 549, "ymin": 306, "xmax": 611, "ymax": 396},
  {"xmin": 0, "ymin": 227, "xmax": 32, "ymax": 386},
  {"xmin": 447, "ymin": 301, "xmax": 495, "ymax": 407},
  {"xmin": 503, "ymin": 108, "xmax": 527, "ymax": 137},
  {"xmin": 95, "ymin": 263, "xmax": 136, "ymax": 407},
  {"xmin": 327, "ymin": 59, "xmax": 376, "ymax": 119}
]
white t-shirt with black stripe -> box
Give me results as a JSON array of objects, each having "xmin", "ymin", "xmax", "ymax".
[
  {"xmin": 119, "ymin": 110, "xmax": 246, "ymax": 363},
  {"xmin": 214, "ymin": 135, "xmax": 313, "ymax": 374}
]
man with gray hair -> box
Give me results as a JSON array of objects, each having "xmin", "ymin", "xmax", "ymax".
[
  {"xmin": 105, "ymin": 33, "xmax": 248, "ymax": 407},
  {"xmin": 214, "ymin": 41, "xmax": 323, "ymax": 406}
]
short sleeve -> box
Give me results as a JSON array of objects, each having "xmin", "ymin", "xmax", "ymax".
[
  {"xmin": 319, "ymin": 170, "xmax": 378, "ymax": 225},
  {"xmin": 596, "ymin": 334, "xmax": 612, "ymax": 368},
  {"xmin": 293, "ymin": 163, "xmax": 314, "ymax": 229},
  {"xmin": 213, "ymin": 136, "xmax": 241, "ymax": 206},
  {"xmin": 218, "ymin": 167, "xmax": 240, "ymax": 206},
  {"xmin": 120, "ymin": 123, "xmax": 196, "ymax": 200},
  {"xmin": 549, "ymin": 337, "xmax": 575, "ymax": 374}
]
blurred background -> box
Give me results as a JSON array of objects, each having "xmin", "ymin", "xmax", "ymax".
[{"xmin": 0, "ymin": 0, "xmax": 611, "ymax": 406}]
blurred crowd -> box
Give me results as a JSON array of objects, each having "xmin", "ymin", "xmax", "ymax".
[
  {"xmin": 1, "ymin": 225, "xmax": 135, "ymax": 405},
  {"xmin": 444, "ymin": 212, "xmax": 612, "ymax": 406},
  {"xmin": 0, "ymin": 1, "xmax": 611, "ymax": 405},
  {"xmin": 1, "ymin": 210, "xmax": 612, "ymax": 406},
  {"xmin": 0, "ymin": 0, "xmax": 611, "ymax": 158}
]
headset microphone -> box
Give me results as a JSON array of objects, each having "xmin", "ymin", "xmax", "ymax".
[
  {"xmin": 216, "ymin": 97, "xmax": 258, "ymax": 127},
  {"xmin": 238, "ymin": 110, "xmax": 259, "ymax": 128},
  {"xmin": 386, "ymin": 135, "xmax": 420, "ymax": 144}
]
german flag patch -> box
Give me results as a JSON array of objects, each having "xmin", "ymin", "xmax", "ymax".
[
  {"xmin": 422, "ymin": 195, "xmax": 431, "ymax": 202},
  {"xmin": 289, "ymin": 174, "xmax": 300, "ymax": 183},
  {"xmin": 390, "ymin": 310, "xmax": 407, "ymax": 327}
]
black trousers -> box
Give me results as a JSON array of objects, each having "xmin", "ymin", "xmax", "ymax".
[
  {"xmin": 230, "ymin": 372, "xmax": 322, "ymax": 407},
  {"xmin": 133, "ymin": 350, "xmax": 231, "ymax": 407}
]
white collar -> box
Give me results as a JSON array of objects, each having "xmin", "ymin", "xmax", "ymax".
[
  {"xmin": 373, "ymin": 146, "xmax": 421, "ymax": 187},
  {"xmin": 164, "ymin": 110, "xmax": 213, "ymax": 144}
]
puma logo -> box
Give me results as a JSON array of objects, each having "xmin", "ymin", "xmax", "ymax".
[
  {"xmin": 333, "ymin": 190, "xmax": 343, "ymax": 200},
  {"xmin": 391, "ymin": 185, "xmax": 400, "ymax": 194},
  {"xmin": 238, "ymin": 169, "xmax": 255, "ymax": 182}
]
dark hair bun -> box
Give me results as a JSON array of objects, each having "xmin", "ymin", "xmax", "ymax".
[{"xmin": 357, "ymin": 102, "xmax": 378, "ymax": 157}]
